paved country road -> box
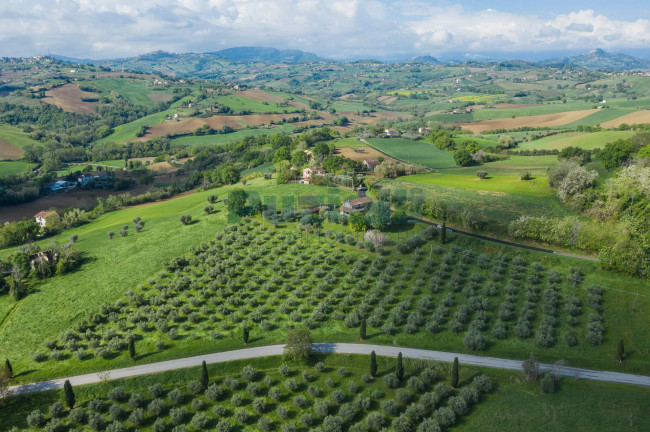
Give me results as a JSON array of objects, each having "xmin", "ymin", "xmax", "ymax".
[{"xmin": 5, "ymin": 343, "xmax": 650, "ymax": 398}]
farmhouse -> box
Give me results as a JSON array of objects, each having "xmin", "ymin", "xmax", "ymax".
[
  {"xmin": 34, "ymin": 210, "xmax": 56, "ymax": 228},
  {"xmin": 46, "ymin": 180, "xmax": 75, "ymax": 192},
  {"xmin": 302, "ymin": 166, "xmax": 326, "ymax": 179},
  {"xmin": 340, "ymin": 196, "xmax": 372, "ymax": 214},
  {"xmin": 385, "ymin": 129, "xmax": 400, "ymax": 138},
  {"xmin": 363, "ymin": 159, "xmax": 381, "ymax": 170}
]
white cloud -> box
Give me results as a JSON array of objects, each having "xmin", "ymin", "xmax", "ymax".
[{"xmin": 0, "ymin": 1, "xmax": 648, "ymax": 58}]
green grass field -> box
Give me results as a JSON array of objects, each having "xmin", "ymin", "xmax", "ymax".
[
  {"xmin": 367, "ymin": 138, "xmax": 456, "ymax": 169},
  {"xmin": 519, "ymin": 131, "xmax": 636, "ymax": 151},
  {"xmin": 0, "ymin": 125, "xmax": 43, "ymax": 149},
  {"xmin": 396, "ymin": 173, "xmax": 553, "ymax": 197},
  {"xmin": 171, "ymin": 126, "xmax": 294, "ymax": 147},
  {"xmin": 216, "ymin": 94, "xmax": 301, "ymax": 114},
  {"xmin": 91, "ymin": 78, "xmax": 170, "ymax": 106},
  {"xmin": 0, "ymin": 160, "xmax": 34, "ymax": 176},
  {"xmin": 453, "ymin": 135, "xmax": 498, "ymax": 149},
  {"xmin": 471, "ymin": 102, "xmax": 595, "ymax": 122}
]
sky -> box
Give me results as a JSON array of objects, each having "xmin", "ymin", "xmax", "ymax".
[{"xmin": 0, "ymin": 0, "xmax": 649, "ymax": 60}]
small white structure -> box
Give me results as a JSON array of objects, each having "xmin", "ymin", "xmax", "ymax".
[
  {"xmin": 302, "ymin": 166, "xmax": 326, "ymax": 179},
  {"xmin": 385, "ymin": 129, "xmax": 399, "ymax": 138},
  {"xmin": 34, "ymin": 211, "xmax": 56, "ymax": 228}
]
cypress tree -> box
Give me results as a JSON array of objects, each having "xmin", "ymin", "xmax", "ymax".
[
  {"xmin": 396, "ymin": 352, "xmax": 404, "ymax": 381},
  {"xmin": 243, "ymin": 327, "xmax": 249, "ymax": 344},
  {"xmin": 360, "ymin": 319, "xmax": 367, "ymax": 341},
  {"xmin": 63, "ymin": 380, "xmax": 75, "ymax": 409},
  {"xmin": 441, "ymin": 221, "xmax": 447, "ymax": 244},
  {"xmin": 451, "ymin": 357, "xmax": 459, "ymax": 388},
  {"xmin": 617, "ymin": 339, "xmax": 625, "ymax": 362},
  {"xmin": 128, "ymin": 339, "xmax": 136, "ymax": 361},
  {"xmin": 4, "ymin": 359, "xmax": 12, "ymax": 377},
  {"xmin": 200, "ymin": 360, "xmax": 209, "ymax": 389},
  {"xmin": 370, "ymin": 351, "xmax": 377, "ymax": 378}
]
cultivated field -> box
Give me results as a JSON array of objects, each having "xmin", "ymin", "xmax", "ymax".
[
  {"xmin": 600, "ymin": 109, "xmax": 650, "ymax": 128},
  {"xmin": 518, "ymin": 131, "xmax": 636, "ymax": 150},
  {"xmin": 458, "ymin": 110, "xmax": 598, "ymax": 133},
  {"xmin": 0, "ymin": 160, "xmax": 33, "ymax": 176},
  {"xmin": 41, "ymin": 84, "xmax": 99, "ymax": 115},
  {"xmin": 367, "ymin": 138, "xmax": 456, "ymax": 169},
  {"xmin": 335, "ymin": 147, "xmax": 391, "ymax": 163},
  {"xmin": 0, "ymin": 139, "xmax": 23, "ymax": 160},
  {"xmin": 397, "ymin": 173, "xmax": 553, "ymax": 197}
]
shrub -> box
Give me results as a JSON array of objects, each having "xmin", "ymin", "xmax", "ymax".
[
  {"xmin": 279, "ymin": 364, "xmax": 291, "ymax": 376},
  {"xmin": 421, "ymin": 368, "xmax": 437, "ymax": 384},
  {"xmin": 241, "ymin": 365, "xmax": 258, "ymax": 381},
  {"xmin": 284, "ymin": 378, "xmax": 300, "ymax": 392},
  {"xmin": 69, "ymin": 407, "xmax": 88, "ymax": 424},
  {"xmin": 314, "ymin": 361, "xmax": 325, "ymax": 372},
  {"xmin": 179, "ymin": 215, "xmax": 192, "ymax": 225},
  {"xmin": 49, "ymin": 401, "xmax": 65, "ymax": 418},
  {"xmin": 472, "ymin": 374, "xmax": 492, "ymax": 393},
  {"xmin": 460, "ymin": 386, "xmax": 480, "ymax": 405},
  {"xmin": 268, "ymin": 387, "xmax": 281, "ymax": 402},
  {"xmin": 88, "ymin": 398, "xmax": 106, "ymax": 413},
  {"xmin": 149, "ymin": 383, "xmax": 164, "ymax": 398},
  {"xmin": 294, "ymin": 395, "xmax": 308, "ymax": 408},
  {"xmin": 88, "ymin": 413, "xmax": 106, "ymax": 431},
  {"xmin": 258, "ymin": 416, "xmax": 272, "ymax": 432},
  {"xmin": 408, "ymin": 376, "xmax": 426, "ymax": 394},
  {"xmin": 540, "ymin": 371, "xmax": 557, "ymax": 393},
  {"xmin": 463, "ymin": 328, "xmax": 487, "ymax": 350},
  {"xmin": 434, "ymin": 406, "xmax": 456, "ymax": 428},
  {"xmin": 231, "ymin": 394, "xmax": 243, "ymax": 406},
  {"xmin": 331, "ymin": 389, "xmax": 345, "ymax": 404},
  {"xmin": 323, "ymin": 415, "xmax": 343, "ymax": 432},
  {"xmin": 128, "ymin": 392, "xmax": 144, "ymax": 408},
  {"xmin": 366, "ymin": 412, "xmax": 385, "ymax": 431},
  {"xmin": 128, "ymin": 408, "xmax": 145, "ymax": 426},
  {"xmin": 153, "ymin": 418, "xmax": 166, "ymax": 432},
  {"xmin": 253, "ymin": 397, "xmax": 267, "ymax": 413},
  {"xmin": 27, "ymin": 409, "xmax": 46, "ymax": 427},
  {"xmin": 396, "ymin": 388, "xmax": 411, "ymax": 405},
  {"xmin": 108, "ymin": 386, "xmax": 127, "ymax": 402},
  {"xmin": 416, "ymin": 418, "xmax": 442, "ymax": 432},
  {"xmin": 148, "ymin": 398, "xmax": 166, "ymax": 416},
  {"xmin": 392, "ymin": 415, "xmax": 411, "ymax": 432},
  {"xmin": 191, "ymin": 413, "xmax": 210, "ymax": 429},
  {"xmin": 109, "ymin": 404, "xmax": 125, "ymax": 421},
  {"xmin": 339, "ymin": 403, "xmax": 358, "ymax": 423},
  {"xmin": 169, "ymin": 407, "xmax": 187, "ymax": 425},
  {"xmin": 382, "ymin": 399, "xmax": 399, "ymax": 416},
  {"xmin": 167, "ymin": 388, "xmax": 184, "ymax": 405},
  {"xmin": 205, "ymin": 383, "xmax": 225, "ymax": 401},
  {"xmin": 191, "ymin": 399, "xmax": 205, "ymax": 411},
  {"xmin": 383, "ymin": 372, "xmax": 399, "ymax": 389},
  {"xmin": 234, "ymin": 408, "xmax": 249, "ymax": 424},
  {"xmin": 105, "ymin": 421, "xmax": 125, "ymax": 432}
]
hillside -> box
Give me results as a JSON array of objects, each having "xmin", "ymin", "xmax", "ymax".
[{"xmin": 539, "ymin": 48, "xmax": 650, "ymax": 71}]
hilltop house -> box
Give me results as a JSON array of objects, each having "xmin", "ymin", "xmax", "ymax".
[
  {"xmin": 34, "ymin": 210, "xmax": 56, "ymax": 228},
  {"xmin": 385, "ymin": 129, "xmax": 399, "ymax": 138},
  {"xmin": 302, "ymin": 166, "xmax": 326, "ymax": 179},
  {"xmin": 340, "ymin": 197, "xmax": 372, "ymax": 215},
  {"xmin": 363, "ymin": 159, "xmax": 381, "ymax": 170}
]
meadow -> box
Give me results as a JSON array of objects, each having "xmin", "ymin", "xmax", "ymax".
[
  {"xmin": 0, "ymin": 160, "xmax": 34, "ymax": 176},
  {"xmin": 91, "ymin": 79, "xmax": 173, "ymax": 106},
  {"xmin": 366, "ymin": 139, "xmax": 456, "ymax": 169},
  {"xmin": 215, "ymin": 94, "xmax": 301, "ymax": 114},
  {"xmin": 518, "ymin": 131, "xmax": 636, "ymax": 151},
  {"xmin": 396, "ymin": 173, "xmax": 553, "ymax": 197}
]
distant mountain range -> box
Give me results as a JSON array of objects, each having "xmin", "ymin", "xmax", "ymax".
[
  {"xmin": 51, "ymin": 47, "xmax": 649, "ymax": 76},
  {"xmin": 538, "ymin": 48, "xmax": 649, "ymax": 71}
]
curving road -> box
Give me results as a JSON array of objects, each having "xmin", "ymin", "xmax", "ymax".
[{"xmin": 5, "ymin": 343, "xmax": 649, "ymax": 398}]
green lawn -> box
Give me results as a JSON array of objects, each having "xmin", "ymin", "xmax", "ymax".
[
  {"xmin": 216, "ymin": 94, "xmax": 301, "ymax": 114},
  {"xmin": 367, "ymin": 138, "xmax": 457, "ymax": 169},
  {"xmin": 397, "ymin": 173, "xmax": 554, "ymax": 197},
  {"xmin": 0, "ymin": 160, "xmax": 34, "ymax": 176},
  {"xmin": 92, "ymin": 78, "xmax": 170, "ymax": 106},
  {"xmin": 519, "ymin": 131, "xmax": 636, "ymax": 151}
]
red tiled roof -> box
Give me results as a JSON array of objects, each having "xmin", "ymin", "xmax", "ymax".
[
  {"xmin": 346, "ymin": 197, "xmax": 372, "ymax": 206},
  {"xmin": 34, "ymin": 211, "xmax": 56, "ymax": 219}
]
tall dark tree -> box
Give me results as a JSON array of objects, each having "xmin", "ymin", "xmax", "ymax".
[
  {"xmin": 451, "ymin": 357, "xmax": 459, "ymax": 388},
  {"xmin": 242, "ymin": 327, "xmax": 249, "ymax": 344},
  {"xmin": 63, "ymin": 380, "xmax": 75, "ymax": 409},
  {"xmin": 370, "ymin": 351, "xmax": 378, "ymax": 378},
  {"xmin": 359, "ymin": 319, "xmax": 367, "ymax": 341},
  {"xmin": 617, "ymin": 339, "xmax": 625, "ymax": 362},
  {"xmin": 200, "ymin": 360, "xmax": 209, "ymax": 389},
  {"xmin": 4, "ymin": 359, "xmax": 12, "ymax": 377},
  {"xmin": 441, "ymin": 221, "xmax": 447, "ymax": 244},
  {"xmin": 128, "ymin": 339, "xmax": 136, "ymax": 360},
  {"xmin": 396, "ymin": 352, "xmax": 404, "ymax": 381}
]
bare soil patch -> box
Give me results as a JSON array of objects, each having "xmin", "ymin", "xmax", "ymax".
[
  {"xmin": 148, "ymin": 93, "xmax": 173, "ymax": 103},
  {"xmin": 600, "ymin": 110, "xmax": 650, "ymax": 128},
  {"xmin": 147, "ymin": 162, "xmax": 179, "ymax": 174},
  {"xmin": 0, "ymin": 139, "xmax": 23, "ymax": 160},
  {"xmin": 458, "ymin": 109, "xmax": 598, "ymax": 133},
  {"xmin": 336, "ymin": 147, "xmax": 394, "ymax": 163},
  {"xmin": 41, "ymin": 84, "xmax": 99, "ymax": 115},
  {"xmin": 240, "ymin": 89, "xmax": 286, "ymax": 103},
  {"xmin": 378, "ymin": 96, "xmax": 398, "ymax": 104}
]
